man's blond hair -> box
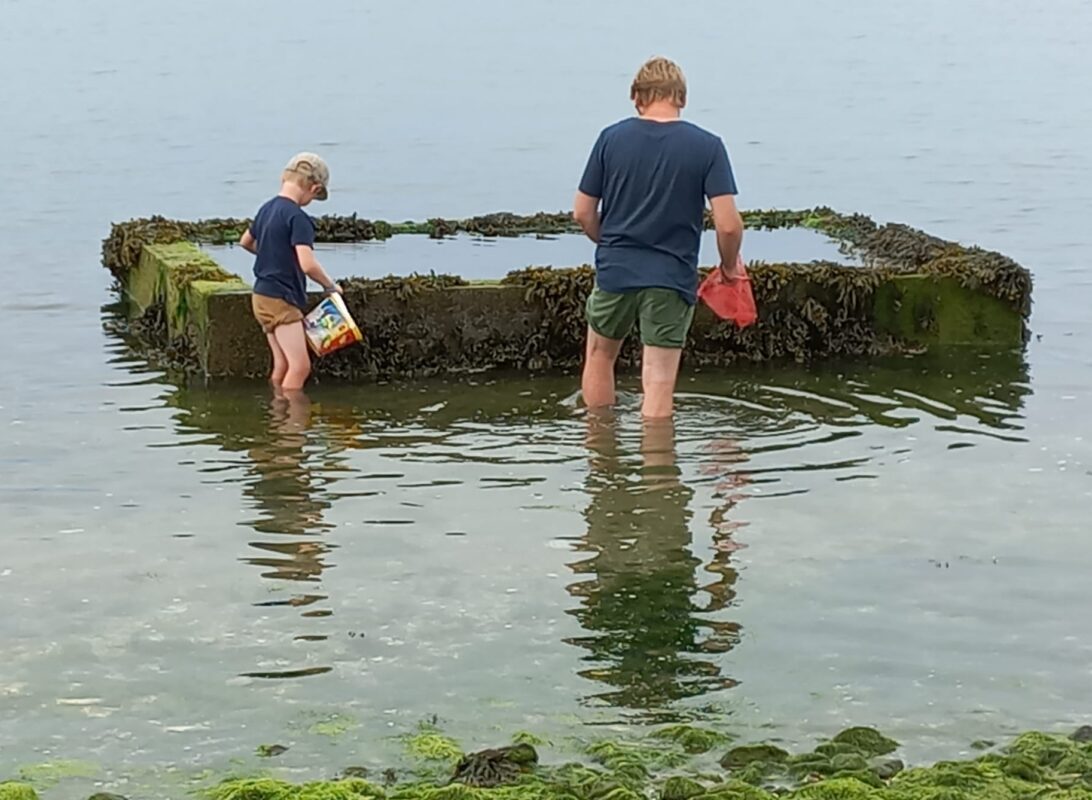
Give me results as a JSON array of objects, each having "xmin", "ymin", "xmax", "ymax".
[{"xmin": 630, "ymin": 56, "xmax": 687, "ymax": 108}]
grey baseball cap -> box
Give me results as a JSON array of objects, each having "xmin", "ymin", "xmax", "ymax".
[{"xmin": 285, "ymin": 152, "xmax": 330, "ymax": 200}]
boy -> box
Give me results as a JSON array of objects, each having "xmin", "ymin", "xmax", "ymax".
[
  {"xmin": 239, "ymin": 152, "xmax": 342, "ymax": 391},
  {"xmin": 573, "ymin": 57, "xmax": 744, "ymax": 419}
]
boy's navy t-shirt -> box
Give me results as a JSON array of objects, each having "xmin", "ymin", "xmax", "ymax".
[
  {"xmin": 248, "ymin": 196, "xmax": 316, "ymax": 311},
  {"xmin": 578, "ymin": 118, "xmax": 738, "ymax": 305}
]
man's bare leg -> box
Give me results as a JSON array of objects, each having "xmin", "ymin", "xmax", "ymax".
[
  {"xmin": 640, "ymin": 345, "xmax": 684, "ymax": 419},
  {"xmin": 582, "ymin": 327, "xmax": 624, "ymax": 409}
]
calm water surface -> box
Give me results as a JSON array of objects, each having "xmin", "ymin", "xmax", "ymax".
[{"xmin": 2, "ymin": 0, "xmax": 1092, "ymax": 795}]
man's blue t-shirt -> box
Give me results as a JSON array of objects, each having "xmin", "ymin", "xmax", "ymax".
[
  {"xmin": 578, "ymin": 118, "xmax": 738, "ymax": 305},
  {"xmin": 248, "ymin": 196, "xmax": 316, "ymax": 311}
]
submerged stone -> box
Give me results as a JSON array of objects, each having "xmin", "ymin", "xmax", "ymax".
[
  {"xmin": 720, "ymin": 745, "xmax": 791, "ymax": 770},
  {"xmin": 702, "ymin": 781, "xmax": 774, "ymax": 800},
  {"xmin": 785, "ymin": 776, "xmax": 878, "ymax": 798},
  {"xmin": 1071, "ymin": 726, "xmax": 1092, "ymax": 743},
  {"xmin": 256, "ymin": 744, "xmax": 289, "ymax": 758},
  {"xmin": 1000, "ymin": 753, "xmax": 1046, "ymax": 782},
  {"xmin": 451, "ymin": 745, "xmax": 538, "ymax": 787},
  {"xmin": 511, "ymin": 731, "xmax": 549, "ymax": 747},
  {"xmin": 653, "ymin": 726, "xmax": 733, "ymax": 755},
  {"xmin": 872, "ymin": 760, "xmax": 903, "ymax": 781},
  {"xmin": 829, "ymin": 770, "xmax": 883, "ymax": 789},
  {"xmin": 1007, "ymin": 731, "xmax": 1082, "ymax": 769},
  {"xmin": 586, "ymin": 740, "xmax": 690, "ymax": 780},
  {"xmin": 734, "ymin": 764, "xmax": 772, "ymax": 787},
  {"xmin": 404, "ymin": 731, "xmax": 463, "ymax": 764},
  {"xmin": 829, "ymin": 755, "xmax": 869, "ymax": 774},
  {"xmin": 17, "ymin": 761, "xmax": 100, "ymax": 787},
  {"xmin": 786, "ymin": 754, "xmax": 833, "ymax": 779},
  {"xmin": 830, "ymin": 728, "xmax": 898, "ymax": 757},
  {"xmin": 307, "ymin": 714, "xmax": 358, "ymax": 738},
  {"xmin": 661, "ymin": 776, "xmax": 706, "ymax": 800},
  {"xmin": 205, "ymin": 777, "xmax": 385, "ymax": 800},
  {"xmin": 813, "ymin": 744, "xmax": 861, "ymax": 759},
  {"xmin": 87, "ymin": 794, "xmax": 128, "ymax": 800}
]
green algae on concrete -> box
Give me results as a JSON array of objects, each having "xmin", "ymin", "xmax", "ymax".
[
  {"xmin": 103, "ymin": 206, "xmax": 1032, "ymax": 380},
  {"xmin": 121, "ymin": 241, "xmax": 249, "ymax": 375}
]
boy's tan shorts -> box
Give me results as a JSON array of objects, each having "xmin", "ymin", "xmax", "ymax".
[{"xmin": 252, "ymin": 294, "xmax": 304, "ymax": 334}]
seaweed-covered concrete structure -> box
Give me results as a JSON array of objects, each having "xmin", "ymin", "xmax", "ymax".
[{"xmin": 101, "ymin": 208, "xmax": 1032, "ymax": 380}]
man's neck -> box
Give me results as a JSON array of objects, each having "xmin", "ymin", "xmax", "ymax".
[{"xmin": 637, "ymin": 100, "xmax": 682, "ymax": 122}]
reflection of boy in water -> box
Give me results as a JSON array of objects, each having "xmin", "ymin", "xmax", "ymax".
[
  {"xmin": 243, "ymin": 389, "xmax": 333, "ymax": 581},
  {"xmin": 565, "ymin": 414, "xmax": 740, "ymax": 714}
]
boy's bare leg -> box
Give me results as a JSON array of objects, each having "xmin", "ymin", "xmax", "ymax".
[
  {"xmin": 266, "ymin": 332, "xmax": 289, "ymax": 386},
  {"xmin": 640, "ymin": 345, "xmax": 683, "ymax": 419},
  {"xmin": 274, "ymin": 321, "xmax": 312, "ymax": 391},
  {"xmin": 581, "ymin": 328, "xmax": 624, "ymax": 409}
]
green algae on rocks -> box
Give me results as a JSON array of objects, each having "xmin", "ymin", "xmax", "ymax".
[
  {"xmin": 652, "ymin": 726, "xmax": 733, "ymax": 755},
  {"xmin": 69, "ymin": 725, "xmax": 1092, "ymax": 800},
  {"xmin": 402, "ymin": 728, "xmax": 464, "ymax": 765},
  {"xmin": 0, "ymin": 783, "xmax": 39, "ymax": 800},
  {"xmin": 17, "ymin": 761, "xmax": 100, "ymax": 788}
]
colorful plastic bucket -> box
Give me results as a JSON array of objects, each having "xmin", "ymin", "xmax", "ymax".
[{"xmin": 303, "ymin": 293, "xmax": 363, "ymax": 356}]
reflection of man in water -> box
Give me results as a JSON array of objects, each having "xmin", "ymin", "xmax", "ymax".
[
  {"xmin": 243, "ymin": 389, "xmax": 333, "ymax": 583},
  {"xmin": 565, "ymin": 413, "xmax": 744, "ymax": 715}
]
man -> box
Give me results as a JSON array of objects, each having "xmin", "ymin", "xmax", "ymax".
[{"xmin": 573, "ymin": 57, "xmax": 744, "ymax": 419}]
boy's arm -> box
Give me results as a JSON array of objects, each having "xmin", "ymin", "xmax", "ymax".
[
  {"xmin": 295, "ymin": 245, "xmax": 342, "ymax": 294},
  {"xmin": 239, "ymin": 229, "xmax": 258, "ymax": 254},
  {"xmin": 290, "ymin": 211, "xmax": 341, "ymax": 293}
]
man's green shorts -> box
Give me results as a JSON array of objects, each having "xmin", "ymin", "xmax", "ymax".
[{"xmin": 585, "ymin": 285, "xmax": 695, "ymax": 349}]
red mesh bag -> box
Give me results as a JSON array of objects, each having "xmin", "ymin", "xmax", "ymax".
[{"xmin": 698, "ymin": 255, "xmax": 757, "ymax": 328}]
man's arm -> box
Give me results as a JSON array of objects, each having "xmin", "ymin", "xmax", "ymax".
[
  {"xmin": 705, "ymin": 136, "xmax": 744, "ymax": 277},
  {"xmin": 710, "ymin": 194, "xmax": 744, "ymax": 278},
  {"xmin": 575, "ymin": 131, "xmax": 605, "ymax": 244},
  {"xmin": 295, "ymin": 245, "xmax": 341, "ymax": 293},
  {"xmin": 573, "ymin": 191, "xmax": 601, "ymax": 244},
  {"xmin": 239, "ymin": 229, "xmax": 258, "ymax": 255}
]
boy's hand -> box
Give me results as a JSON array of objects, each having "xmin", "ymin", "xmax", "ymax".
[{"xmin": 326, "ymin": 283, "xmax": 343, "ymax": 295}]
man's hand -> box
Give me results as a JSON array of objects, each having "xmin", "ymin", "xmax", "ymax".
[
  {"xmin": 710, "ymin": 194, "xmax": 744, "ymax": 273},
  {"xmin": 326, "ymin": 283, "xmax": 343, "ymax": 295},
  {"xmin": 718, "ymin": 259, "xmax": 743, "ymax": 280}
]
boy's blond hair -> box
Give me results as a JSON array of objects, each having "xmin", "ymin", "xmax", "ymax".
[
  {"xmin": 282, "ymin": 152, "xmax": 330, "ymax": 201},
  {"xmin": 630, "ymin": 56, "xmax": 687, "ymax": 108},
  {"xmin": 281, "ymin": 169, "xmax": 319, "ymax": 190}
]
